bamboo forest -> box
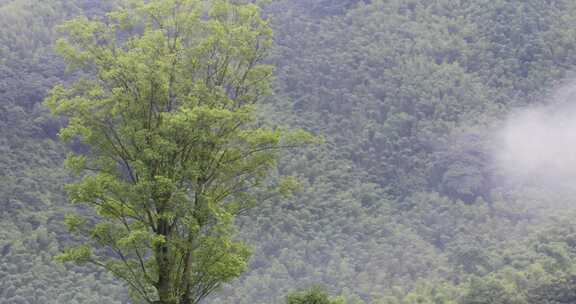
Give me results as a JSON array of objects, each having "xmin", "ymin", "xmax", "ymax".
[{"xmin": 4, "ymin": 0, "xmax": 576, "ymax": 303}]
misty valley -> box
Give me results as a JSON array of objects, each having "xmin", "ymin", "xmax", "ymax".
[{"xmin": 4, "ymin": 0, "xmax": 576, "ymax": 304}]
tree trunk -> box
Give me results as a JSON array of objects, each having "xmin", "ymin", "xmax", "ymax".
[{"xmin": 156, "ymin": 218, "xmax": 176, "ymax": 304}]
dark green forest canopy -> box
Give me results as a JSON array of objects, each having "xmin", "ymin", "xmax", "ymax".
[{"xmin": 3, "ymin": 0, "xmax": 576, "ymax": 303}]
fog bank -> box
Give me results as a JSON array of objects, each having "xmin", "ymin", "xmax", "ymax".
[{"xmin": 495, "ymin": 82, "xmax": 576, "ymax": 186}]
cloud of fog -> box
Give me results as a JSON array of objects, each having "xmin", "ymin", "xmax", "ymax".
[{"xmin": 495, "ymin": 81, "xmax": 576, "ymax": 187}]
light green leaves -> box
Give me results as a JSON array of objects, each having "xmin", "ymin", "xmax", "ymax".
[
  {"xmin": 55, "ymin": 245, "xmax": 93, "ymax": 264},
  {"xmin": 46, "ymin": 1, "xmax": 312, "ymax": 303}
]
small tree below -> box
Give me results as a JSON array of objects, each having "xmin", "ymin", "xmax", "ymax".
[{"xmin": 286, "ymin": 287, "xmax": 346, "ymax": 304}]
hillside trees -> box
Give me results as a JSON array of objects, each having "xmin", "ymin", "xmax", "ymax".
[
  {"xmin": 213, "ymin": 0, "xmax": 576, "ymax": 302},
  {"xmin": 286, "ymin": 286, "xmax": 345, "ymax": 304},
  {"xmin": 4, "ymin": 0, "xmax": 576, "ymax": 303},
  {"xmin": 45, "ymin": 0, "xmax": 311, "ymax": 303},
  {"xmin": 0, "ymin": 1, "xmax": 129, "ymax": 303}
]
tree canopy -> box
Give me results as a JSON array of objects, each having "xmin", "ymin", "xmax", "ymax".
[{"xmin": 44, "ymin": 0, "xmax": 311, "ymax": 303}]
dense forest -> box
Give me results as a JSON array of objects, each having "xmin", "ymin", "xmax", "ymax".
[{"xmin": 4, "ymin": 0, "xmax": 576, "ymax": 303}]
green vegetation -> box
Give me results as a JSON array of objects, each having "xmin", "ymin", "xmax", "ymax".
[
  {"xmin": 4, "ymin": 0, "xmax": 576, "ymax": 303},
  {"xmin": 45, "ymin": 1, "xmax": 310, "ymax": 303},
  {"xmin": 286, "ymin": 287, "xmax": 345, "ymax": 304}
]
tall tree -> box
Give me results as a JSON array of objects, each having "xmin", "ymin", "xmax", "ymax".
[{"xmin": 45, "ymin": 1, "xmax": 311, "ymax": 303}]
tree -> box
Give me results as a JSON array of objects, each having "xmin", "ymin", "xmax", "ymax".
[
  {"xmin": 526, "ymin": 275, "xmax": 576, "ymax": 304},
  {"xmin": 45, "ymin": 1, "xmax": 312, "ymax": 303},
  {"xmin": 286, "ymin": 286, "xmax": 345, "ymax": 304},
  {"xmin": 459, "ymin": 278, "xmax": 521, "ymax": 304}
]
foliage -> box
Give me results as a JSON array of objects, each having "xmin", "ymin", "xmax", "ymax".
[
  {"xmin": 0, "ymin": 1, "xmax": 128, "ymax": 303},
  {"xmin": 44, "ymin": 0, "xmax": 311, "ymax": 303},
  {"xmin": 286, "ymin": 286, "xmax": 346, "ymax": 304},
  {"xmin": 4, "ymin": 0, "xmax": 576, "ymax": 303}
]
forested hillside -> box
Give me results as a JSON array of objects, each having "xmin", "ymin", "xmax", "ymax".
[
  {"xmin": 0, "ymin": 1, "xmax": 126, "ymax": 303},
  {"xmin": 4, "ymin": 0, "xmax": 576, "ymax": 303}
]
